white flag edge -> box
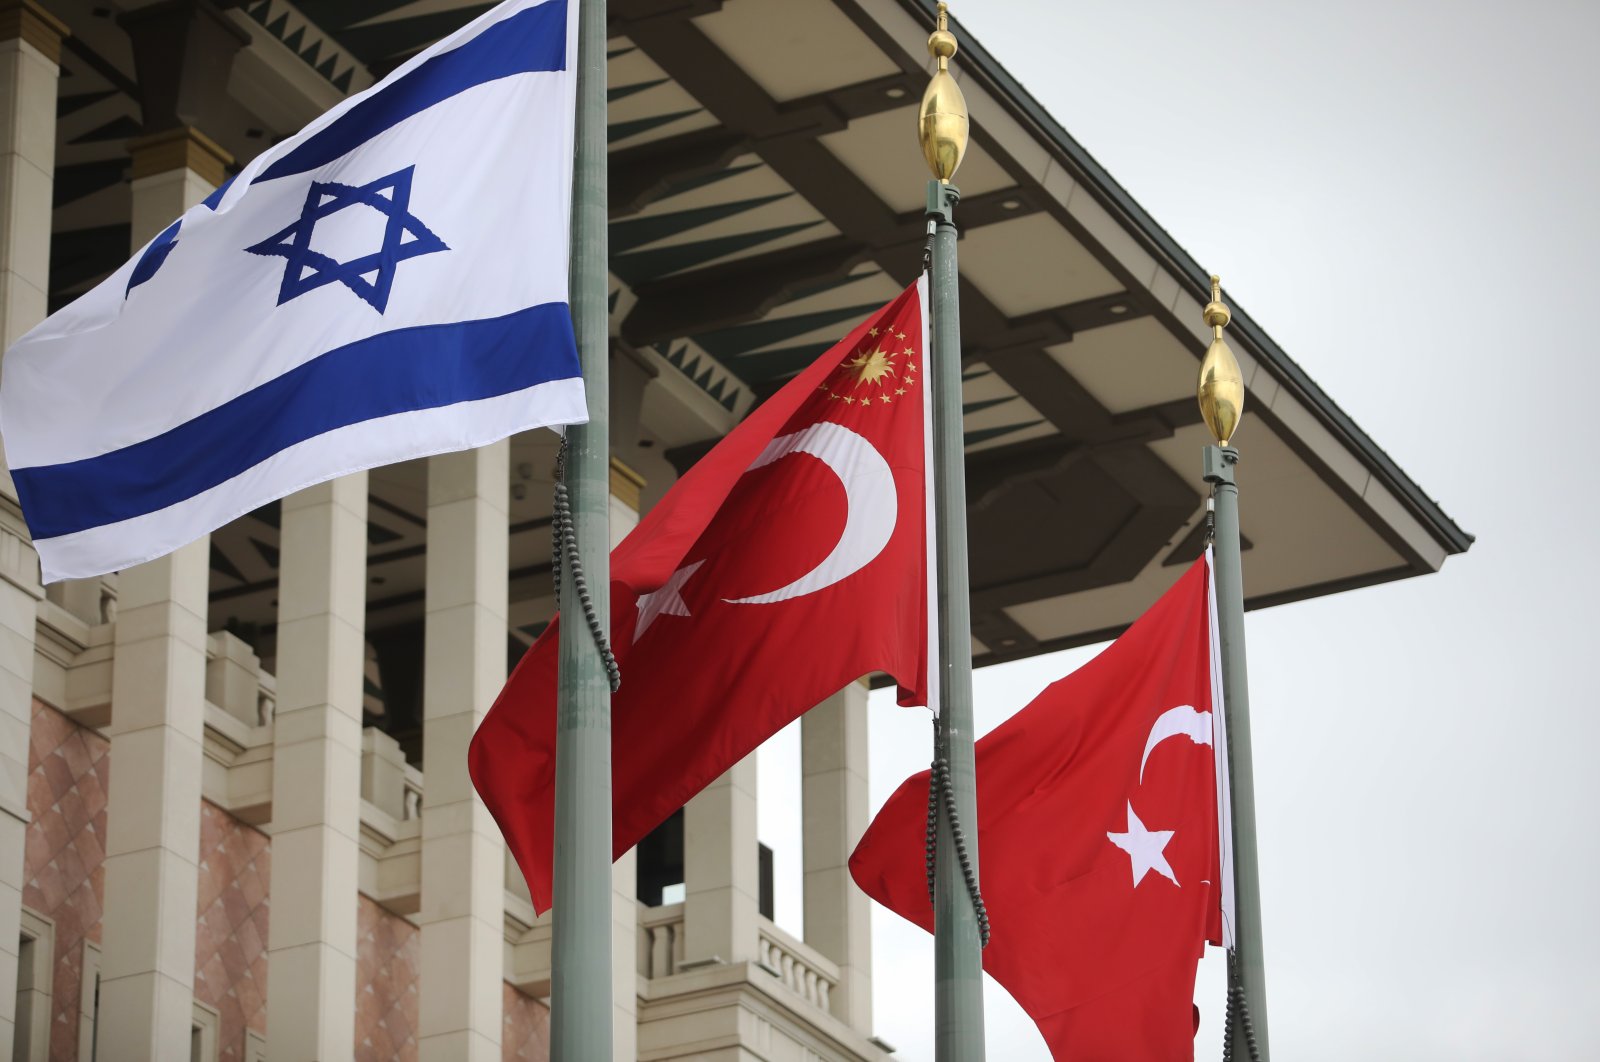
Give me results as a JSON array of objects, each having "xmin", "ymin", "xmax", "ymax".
[
  {"xmin": 918, "ymin": 273, "xmax": 939, "ymax": 718},
  {"xmin": 1205, "ymin": 543, "xmax": 1238, "ymax": 950}
]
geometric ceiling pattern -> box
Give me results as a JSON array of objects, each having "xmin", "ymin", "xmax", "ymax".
[{"xmin": 39, "ymin": 0, "xmax": 1468, "ymax": 676}]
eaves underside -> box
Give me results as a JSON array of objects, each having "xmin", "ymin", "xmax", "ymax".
[{"xmin": 895, "ymin": 0, "xmax": 1471, "ymax": 557}]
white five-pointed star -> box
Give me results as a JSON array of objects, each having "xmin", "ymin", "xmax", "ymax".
[
  {"xmin": 1106, "ymin": 802, "xmax": 1179, "ymax": 887},
  {"xmin": 633, "ymin": 560, "xmax": 705, "ymax": 643}
]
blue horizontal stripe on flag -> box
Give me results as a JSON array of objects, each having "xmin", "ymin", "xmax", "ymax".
[
  {"xmin": 14, "ymin": 302, "xmax": 579, "ymax": 540},
  {"xmin": 255, "ymin": 0, "xmax": 568, "ymax": 185}
]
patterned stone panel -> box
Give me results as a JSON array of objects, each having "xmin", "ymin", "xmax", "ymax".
[
  {"xmin": 502, "ymin": 983, "xmax": 551, "ymax": 1061},
  {"xmin": 193, "ymin": 801, "xmax": 271, "ymax": 1062},
  {"xmin": 356, "ymin": 894, "xmax": 420, "ymax": 1061},
  {"xmin": 21, "ymin": 698, "xmax": 109, "ymax": 1062}
]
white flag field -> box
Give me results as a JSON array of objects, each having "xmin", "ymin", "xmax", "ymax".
[{"xmin": 0, "ymin": 0, "xmax": 584, "ymax": 582}]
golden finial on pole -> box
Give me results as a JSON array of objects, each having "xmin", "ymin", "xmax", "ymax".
[
  {"xmin": 918, "ymin": 2, "xmax": 969, "ymax": 182},
  {"xmin": 1197, "ymin": 274, "xmax": 1244, "ymax": 447}
]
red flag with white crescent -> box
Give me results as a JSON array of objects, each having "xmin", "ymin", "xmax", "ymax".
[
  {"xmin": 850, "ymin": 556, "xmax": 1228, "ymax": 1061},
  {"xmin": 471, "ymin": 279, "xmax": 932, "ymax": 911}
]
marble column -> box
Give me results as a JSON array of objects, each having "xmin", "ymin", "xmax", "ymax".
[
  {"xmin": 0, "ymin": 2, "xmax": 62, "ymax": 1052},
  {"xmin": 99, "ymin": 539, "xmax": 210, "ymax": 1059},
  {"xmin": 0, "ymin": 510, "xmax": 40, "ymax": 1060},
  {"xmin": 0, "ymin": 0, "xmax": 62, "ymax": 351},
  {"xmin": 97, "ymin": 128, "xmax": 224, "ymax": 1061},
  {"xmin": 265, "ymin": 475, "xmax": 368, "ymax": 1059},
  {"xmin": 126, "ymin": 127, "xmax": 230, "ymax": 241},
  {"xmin": 802, "ymin": 680, "xmax": 873, "ymax": 1030},
  {"xmin": 683, "ymin": 754, "xmax": 760, "ymax": 966},
  {"xmin": 674, "ymin": 378, "xmax": 760, "ymax": 967},
  {"xmin": 419, "ymin": 444, "xmax": 508, "ymax": 1061}
]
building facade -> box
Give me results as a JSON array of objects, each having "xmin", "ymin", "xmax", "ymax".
[{"xmin": 0, "ymin": 0, "xmax": 1467, "ymax": 1059}]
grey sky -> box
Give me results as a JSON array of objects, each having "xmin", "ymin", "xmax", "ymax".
[{"xmin": 754, "ymin": 1, "xmax": 1600, "ymax": 1058}]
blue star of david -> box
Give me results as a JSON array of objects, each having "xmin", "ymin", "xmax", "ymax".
[{"xmin": 245, "ymin": 165, "xmax": 448, "ymax": 313}]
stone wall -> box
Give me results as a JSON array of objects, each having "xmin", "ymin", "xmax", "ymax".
[
  {"xmin": 356, "ymin": 892, "xmax": 420, "ymax": 1060},
  {"xmin": 502, "ymin": 982, "xmax": 551, "ymax": 1061},
  {"xmin": 22, "ymin": 698, "xmax": 109, "ymax": 1062},
  {"xmin": 193, "ymin": 801, "xmax": 270, "ymax": 1062},
  {"xmin": 17, "ymin": 700, "xmax": 552, "ymax": 1062}
]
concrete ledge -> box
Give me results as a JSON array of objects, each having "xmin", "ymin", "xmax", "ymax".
[{"xmin": 638, "ymin": 959, "xmax": 890, "ymax": 1062}]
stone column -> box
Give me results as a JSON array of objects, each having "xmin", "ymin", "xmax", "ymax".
[
  {"xmin": 127, "ymin": 127, "xmax": 230, "ymax": 241},
  {"xmin": 0, "ymin": 512, "xmax": 41, "ymax": 1057},
  {"xmin": 802, "ymin": 680, "xmax": 873, "ymax": 1030},
  {"xmin": 683, "ymin": 754, "xmax": 760, "ymax": 966},
  {"xmin": 0, "ymin": 0, "xmax": 63, "ymax": 351},
  {"xmin": 608, "ymin": 459, "xmax": 643, "ymax": 1062},
  {"xmin": 668, "ymin": 330, "xmax": 758, "ymax": 968},
  {"xmin": 265, "ymin": 476, "xmax": 368, "ymax": 1060},
  {"xmin": 419, "ymin": 444, "xmax": 508, "ymax": 1061},
  {"xmin": 0, "ymin": 2, "xmax": 62, "ymax": 1051},
  {"xmin": 99, "ymin": 541, "xmax": 210, "ymax": 1059},
  {"xmin": 97, "ymin": 128, "xmax": 224, "ymax": 1061}
]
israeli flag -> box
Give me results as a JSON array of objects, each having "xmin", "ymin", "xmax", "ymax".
[{"xmin": 1, "ymin": 0, "xmax": 584, "ymax": 582}]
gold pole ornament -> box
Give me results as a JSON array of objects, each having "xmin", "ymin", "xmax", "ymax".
[
  {"xmin": 919, "ymin": 3, "xmax": 969, "ymax": 182},
  {"xmin": 1197, "ymin": 274, "xmax": 1244, "ymax": 446}
]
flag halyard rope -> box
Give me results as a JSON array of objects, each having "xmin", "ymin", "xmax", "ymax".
[
  {"xmin": 1220, "ymin": 950, "xmax": 1264, "ymax": 1062},
  {"xmin": 924, "ymin": 715, "xmax": 992, "ymax": 947},
  {"xmin": 552, "ymin": 436, "xmax": 621, "ymax": 692}
]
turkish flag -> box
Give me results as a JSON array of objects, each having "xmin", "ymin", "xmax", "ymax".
[
  {"xmin": 471, "ymin": 280, "xmax": 931, "ymax": 911},
  {"xmin": 849, "ymin": 558, "xmax": 1225, "ymax": 1062}
]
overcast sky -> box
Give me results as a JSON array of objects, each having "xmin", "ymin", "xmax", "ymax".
[{"xmin": 755, "ymin": 1, "xmax": 1600, "ymax": 1058}]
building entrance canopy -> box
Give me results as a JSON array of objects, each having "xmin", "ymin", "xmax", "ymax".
[{"xmin": 41, "ymin": 0, "xmax": 1468, "ymax": 671}]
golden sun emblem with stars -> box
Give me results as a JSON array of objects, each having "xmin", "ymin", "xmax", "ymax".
[{"xmin": 819, "ymin": 325, "xmax": 919, "ymax": 408}]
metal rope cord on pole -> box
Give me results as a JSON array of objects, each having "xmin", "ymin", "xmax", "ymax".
[
  {"xmin": 1220, "ymin": 951, "xmax": 1265, "ymax": 1062},
  {"xmin": 552, "ymin": 437, "xmax": 620, "ymax": 692},
  {"xmin": 924, "ymin": 715, "xmax": 992, "ymax": 947}
]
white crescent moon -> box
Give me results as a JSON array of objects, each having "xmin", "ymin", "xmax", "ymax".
[
  {"xmin": 1139, "ymin": 704, "xmax": 1213, "ymax": 783},
  {"xmin": 724, "ymin": 421, "xmax": 898, "ymax": 605}
]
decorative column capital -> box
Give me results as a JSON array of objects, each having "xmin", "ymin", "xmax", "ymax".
[
  {"xmin": 0, "ymin": 0, "xmax": 70, "ymax": 64},
  {"xmin": 128, "ymin": 125, "xmax": 233, "ymax": 186}
]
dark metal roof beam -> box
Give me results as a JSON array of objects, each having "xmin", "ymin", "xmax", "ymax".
[
  {"xmin": 119, "ymin": 0, "xmax": 250, "ymax": 136},
  {"xmin": 618, "ymin": 186, "xmax": 1044, "ymax": 347},
  {"xmin": 982, "ymin": 351, "xmax": 1146, "ymax": 447},
  {"xmin": 961, "ymin": 440, "xmax": 1197, "ymax": 615},
  {"xmin": 623, "ymin": 19, "xmax": 908, "ymax": 236},
  {"xmin": 971, "ymin": 609, "xmax": 1038, "ymax": 656},
  {"xmin": 609, "ymin": 0, "xmax": 725, "ymax": 35},
  {"xmin": 608, "ymin": 71, "xmax": 927, "ymax": 218},
  {"xmin": 625, "ymin": 17, "xmax": 1151, "ymax": 443},
  {"xmin": 622, "ymin": 235, "xmax": 871, "ymax": 347},
  {"xmin": 968, "ymin": 292, "xmax": 1151, "ymax": 361},
  {"xmin": 965, "ymin": 435, "xmax": 1085, "ymax": 512},
  {"xmin": 610, "ymin": 128, "xmax": 749, "ymax": 216}
]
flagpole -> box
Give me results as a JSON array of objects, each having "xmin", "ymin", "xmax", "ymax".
[
  {"xmin": 1198, "ymin": 276, "xmax": 1271, "ymax": 1059},
  {"xmin": 550, "ymin": 0, "xmax": 613, "ymax": 1053},
  {"xmin": 920, "ymin": 6, "xmax": 987, "ymax": 1059}
]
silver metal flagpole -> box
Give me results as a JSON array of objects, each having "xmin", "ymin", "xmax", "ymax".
[
  {"xmin": 1198, "ymin": 276, "xmax": 1271, "ymax": 1060},
  {"xmin": 920, "ymin": 6, "xmax": 987, "ymax": 1059},
  {"xmin": 550, "ymin": 0, "xmax": 613, "ymax": 1054}
]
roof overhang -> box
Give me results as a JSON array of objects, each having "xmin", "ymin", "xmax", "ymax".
[{"xmin": 40, "ymin": 0, "xmax": 1470, "ymax": 669}]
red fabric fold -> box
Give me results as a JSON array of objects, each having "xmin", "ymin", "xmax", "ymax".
[
  {"xmin": 472, "ymin": 282, "xmax": 930, "ymax": 911},
  {"xmin": 850, "ymin": 559, "xmax": 1221, "ymax": 1061}
]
